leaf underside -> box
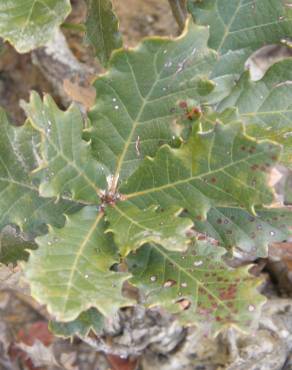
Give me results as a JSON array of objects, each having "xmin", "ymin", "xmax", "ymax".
[
  {"xmin": 0, "ymin": 0, "xmax": 71, "ymax": 52},
  {"xmin": 85, "ymin": 0, "xmax": 123, "ymax": 66}
]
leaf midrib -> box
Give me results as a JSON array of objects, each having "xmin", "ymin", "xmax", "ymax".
[
  {"xmin": 215, "ymin": 0, "xmax": 242, "ymax": 53},
  {"xmin": 0, "ymin": 176, "xmax": 37, "ymax": 192},
  {"xmin": 112, "ymin": 205, "xmax": 158, "ymax": 234},
  {"xmin": 19, "ymin": 0, "xmax": 56, "ymax": 38},
  {"xmin": 61, "ymin": 212, "xmax": 104, "ymax": 314},
  {"xmin": 37, "ymin": 125, "xmax": 102, "ymax": 197},
  {"xmin": 110, "ymin": 204, "xmax": 187, "ymax": 246},
  {"xmin": 111, "ymin": 50, "xmax": 162, "ymax": 183},
  {"xmin": 125, "ymin": 150, "xmax": 269, "ymax": 200}
]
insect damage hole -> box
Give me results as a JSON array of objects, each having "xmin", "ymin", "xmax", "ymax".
[{"xmin": 176, "ymin": 298, "xmax": 191, "ymax": 310}]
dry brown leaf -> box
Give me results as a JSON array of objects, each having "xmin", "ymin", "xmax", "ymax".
[
  {"xmin": 0, "ymin": 320, "xmax": 10, "ymax": 353},
  {"xmin": 63, "ymin": 79, "xmax": 96, "ymax": 110},
  {"xmin": 17, "ymin": 340, "xmax": 59, "ymax": 368},
  {"xmin": 0, "ymin": 264, "xmax": 29, "ymax": 293},
  {"xmin": 268, "ymin": 167, "xmax": 283, "ymax": 188},
  {"xmin": 269, "ymin": 243, "xmax": 292, "ymax": 262},
  {"xmin": 59, "ymin": 352, "xmax": 78, "ymax": 370}
]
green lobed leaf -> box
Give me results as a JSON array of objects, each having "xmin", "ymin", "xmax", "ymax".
[
  {"xmin": 285, "ymin": 172, "xmax": 292, "ymax": 205},
  {"xmin": 85, "ymin": 0, "xmax": 122, "ymax": 66},
  {"xmin": 128, "ymin": 242, "xmax": 265, "ymax": 332},
  {"xmin": 187, "ymin": 0, "xmax": 292, "ymax": 77},
  {"xmin": 105, "ymin": 202, "xmax": 193, "ymax": 256},
  {"xmin": 49, "ymin": 308, "xmax": 105, "ymax": 338},
  {"xmin": 88, "ymin": 19, "xmax": 233, "ymax": 182},
  {"xmin": 175, "ymin": 109, "xmax": 291, "ymax": 257},
  {"xmin": 0, "ymin": 0, "xmax": 71, "ymax": 53},
  {"xmin": 219, "ymin": 60, "xmax": 292, "ymax": 168},
  {"xmin": 22, "ymin": 93, "xmax": 108, "ymax": 204},
  {"xmin": 24, "ymin": 206, "xmax": 132, "ymax": 321},
  {"xmin": 194, "ymin": 207, "xmax": 292, "ymax": 257},
  {"xmin": 121, "ymin": 121, "xmax": 281, "ymax": 218},
  {"xmin": 0, "ymin": 226, "xmax": 37, "ymax": 264},
  {"xmin": 0, "ymin": 108, "xmax": 78, "ymax": 233}
]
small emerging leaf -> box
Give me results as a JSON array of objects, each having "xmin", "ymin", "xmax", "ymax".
[
  {"xmin": 85, "ymin": 0, "xmax": 122, "ymax": 66},
  {"xmin": 128, "ymin": 242, "xmax": 265, "ymax": 332},
  {"xmin": 106, "ymin": 202, "xmax": 193, "ymax": 256}
]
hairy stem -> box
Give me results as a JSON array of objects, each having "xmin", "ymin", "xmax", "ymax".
[{"xmin": 168, "ymin": 0, "xmax": 187, "ymax": 32}]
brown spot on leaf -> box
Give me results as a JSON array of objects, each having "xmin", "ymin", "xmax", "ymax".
[
  {"xmin": 179, "ymin": 101, "xmax": 188, "ymax": 109},
  {"xmin": 219, "ymin": 285, "xmax": 237, "ymax": 300},
  {"xmin": 251, "ymin": 164, "xmax": 259, "ymax": 171}
]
